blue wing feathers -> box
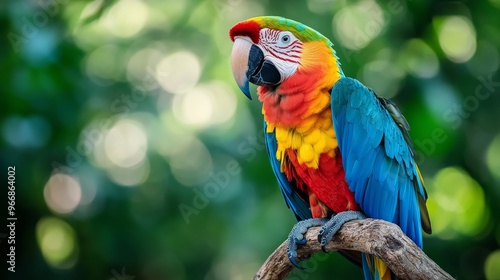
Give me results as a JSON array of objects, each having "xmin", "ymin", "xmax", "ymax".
[{"xmin": 331, "ymin": 77, "xmax": 426, "ymax": 247}]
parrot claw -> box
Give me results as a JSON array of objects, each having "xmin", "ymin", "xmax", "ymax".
[
  {"xmin": 287, "ymin": 218, "xmax": 328, "ymax": 268},
  {"xmin": 317, "ymin": 211, "xmax": 366, "ymax": 252}
]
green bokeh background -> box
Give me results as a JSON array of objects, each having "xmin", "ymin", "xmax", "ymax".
[{"xmin": 1, "ymin": 0, "xmax": 500, "ymax": 279}]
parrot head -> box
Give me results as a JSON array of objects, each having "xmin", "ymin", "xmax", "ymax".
[{"xmin": 229, "ymin": 16, "xmax": 342, "ymax": 99}]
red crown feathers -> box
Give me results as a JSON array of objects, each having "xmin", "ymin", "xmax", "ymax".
[{"xmin": 229, "ymin": 20, "xmax": 260, "ymax": 44}]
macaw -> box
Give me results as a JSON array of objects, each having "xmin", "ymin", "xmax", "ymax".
[{"xmin": 229, "ymin": 16, "xmax": 432, "ymax": 279}]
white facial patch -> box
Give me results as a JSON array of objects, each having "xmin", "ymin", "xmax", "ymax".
[{"xmin": 259, "ymin": 28, "xmax": 303, "ymax": 82}]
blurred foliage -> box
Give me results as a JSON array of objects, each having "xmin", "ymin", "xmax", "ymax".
[{"xmin": 1, "ymin": 0, "xmax": 500, "ymax": 279}]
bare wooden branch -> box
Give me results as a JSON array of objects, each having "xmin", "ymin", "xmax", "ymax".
[{"xmin": 253, "ymin": 219, "xmax": 454, "ymax": 280}]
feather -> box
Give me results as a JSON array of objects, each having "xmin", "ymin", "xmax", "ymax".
[
  {"xmin": 331, "ymin": 77, "xmax": 432, "ymax": 274},
  {"xmin": 264, "ymin": 121, "xmax": 311, "ymax": 221}
]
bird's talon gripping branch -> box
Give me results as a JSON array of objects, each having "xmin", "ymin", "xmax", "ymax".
[
  {"xmin": 287, "ymin": 218, "xmax": 328, "ymax": 268},
  {"xmin": 317, "ymin": 211, "xmax": 366, "ymax": 252}
]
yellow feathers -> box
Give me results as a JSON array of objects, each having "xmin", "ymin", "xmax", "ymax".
[
  {"xmin": 298, "ymin": 144, "xmax": 315, "ymax": 164},
  {"xmin": 375, "ymin": 257, "xmax": 391, "ymax": 280},
  {"xmin": 273, "ymin": 124, "xmax": 337, "ymax": 170},
  {"xmin": 275, "ymin": 127, "xmax": 290, "ymax": 142},
  {"xmin": 366, "ymin": 255, "xmax": 392, "ymax": 280},
  {"xmin": 303, "ymin": 129, "xmax": 321, "ymax": 144}
]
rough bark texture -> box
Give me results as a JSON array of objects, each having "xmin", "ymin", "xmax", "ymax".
[{"xmin": 253, "ymin": 219, "xmax": 454, "ymax": 280}]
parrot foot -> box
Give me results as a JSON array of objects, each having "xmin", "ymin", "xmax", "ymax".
[
  {"xmin": 317, "ymin": 211, "xmax": 366, "ymax": 252},
  {"xmin": 287, "ymin": 218, "xmax": 328, "ymax": 268}
]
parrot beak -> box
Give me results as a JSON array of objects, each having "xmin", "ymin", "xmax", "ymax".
[
  {"xmin": 231, "ymin": 37, "xmax": 255, "ymax": 99},
  {"xmin": 231, "ymin": 37, "xmax": 281, "ymax": 100}
]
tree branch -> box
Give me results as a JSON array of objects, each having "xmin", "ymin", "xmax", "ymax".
[{"xmin": 253, "ymin": 219, "xmax": 454, "ymax": 280}]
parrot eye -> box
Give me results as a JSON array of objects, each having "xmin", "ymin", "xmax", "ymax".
[{"xmin": 281, "ymin": 34, "xmax": 290, "ymax": 44}]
